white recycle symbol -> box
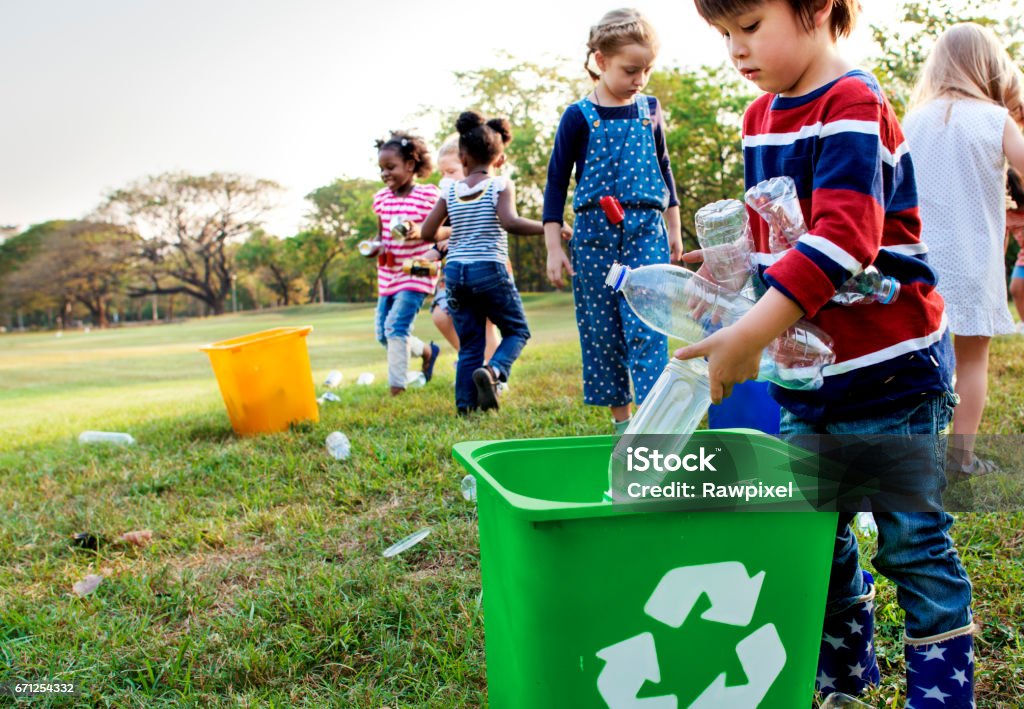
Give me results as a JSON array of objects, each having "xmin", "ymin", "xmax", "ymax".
[{"xmin": 596, "ymin": 561, "xmax": 786, "ymax": 709}]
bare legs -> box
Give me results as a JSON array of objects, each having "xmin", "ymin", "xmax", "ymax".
[{"xmin": 950, "ymin": 335, "xmax": 991, "ymax": 466}]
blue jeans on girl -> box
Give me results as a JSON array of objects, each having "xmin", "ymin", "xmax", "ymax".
[
  {"xmin": 375, "ymin": 290, "xmax": 427, "ymax": 388},
  {"xmin": 444, "ymin": 261, "xmax": 530, "ymax": 412}
]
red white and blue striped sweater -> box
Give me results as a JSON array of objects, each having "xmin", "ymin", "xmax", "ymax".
[{"xmin": 743, "ymin": 70, "xmax": 953, "ymax": 422}]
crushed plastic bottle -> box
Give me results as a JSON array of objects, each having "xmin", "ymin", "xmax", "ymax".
[
  {"xmin": 694, "ymin": 199, "xmax": 754, "ymax": 293},
  {"xmin": 325, "ymin": 431, "xmax": 351, "ymax": 460},
  {"xmin": 460, "ymin": 475, "xmax": 477, "ymax": 502},
  {"xmin": 382, "ymin": 527, "xmax": 431, "ymax": 557},
  {"xmin": 405, "ymin": 371, "xmax": 426, "ymax": 387},
  {"xmin": 78, "ymin": 431, "xmax": 136, "ymax": 445},
  {"xmin": 745, "ymin": 176, "xmax": 900, "ymax": 305},
  {"xmin": 323, "ymin": 370, "xmax": 343, "ymax": 388},
  {"xmin": 819, "ymin": 692, "xmax": 874, "ymax": 708},
  {"xmin": 356, "ymin": 372, "xmax": 375, "ymax": 386},
  {"xmin": 606, "ymin": 262, "xmax": 835, "ymax": 391},
  {"xmin": 317, "ymin": 392, "xmax": 341, "ymax": 404}
]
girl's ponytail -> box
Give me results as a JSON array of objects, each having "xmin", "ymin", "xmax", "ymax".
[{"xmin": 455, "ymin": 111, "xmax": 513, "ymax": 165}]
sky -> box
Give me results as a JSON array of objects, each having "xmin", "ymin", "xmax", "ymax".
[{"xmin": 2, "ymin": 1, "xmax": 897, "ymax": 237}]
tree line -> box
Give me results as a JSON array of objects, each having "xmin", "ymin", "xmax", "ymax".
[{"xmin": 1, "ymin": 0, "xmax": 1017, "ymax": 330}]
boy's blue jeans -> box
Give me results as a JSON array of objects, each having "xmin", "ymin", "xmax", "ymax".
[
  {"xmin": 780, "ymin": 390, "xmax": 973, "ymax": 638},
  {"xmin": 444, "ymin": 261, "xmax": 530, "ymax": 411}
]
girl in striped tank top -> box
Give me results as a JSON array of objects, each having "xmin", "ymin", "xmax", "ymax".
[{"xmin": 422, "ymin": 111, "xmax": 569, "ymax": 414}]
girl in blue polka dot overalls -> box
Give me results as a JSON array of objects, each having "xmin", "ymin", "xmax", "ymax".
[{"xmin": 543, "ymin": 8, "xmax": 684, "ymax": 432}]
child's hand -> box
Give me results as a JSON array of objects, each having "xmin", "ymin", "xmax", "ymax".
[
  {"xmin": 404, "ymin": 221, "xmax": 421, "ymax": 241},
  {"xmin": 669, "ymin": 233, "xmax": 684, "ymax": 263},
  {"xmin": 560, "ymin": 224, "xmax": 573, "ymax": 241},
  {"xmin": 547, "ymin": 246, "xmax": 574, "ymax": 288},
  {"xmin": 673, "ymin": 327, "xmax": 762, "ymax": 404}
]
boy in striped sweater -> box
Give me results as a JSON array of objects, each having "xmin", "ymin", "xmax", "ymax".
[{"xmin": 679, "ymin": 1, "xmax": 975, "ymax": 705}]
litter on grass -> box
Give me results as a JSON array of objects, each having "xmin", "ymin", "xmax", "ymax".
[{"xmin": 382, "ymin": 528, "xmax": 431, "ymax": 557}]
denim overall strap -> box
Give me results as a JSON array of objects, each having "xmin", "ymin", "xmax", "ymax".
[
  {"xmin": 572, "ymin": 97, "xmax": 612, "ymax": 212},
  {"xmin": 614, "ymin": 93, "xmax": 669, "ymax": 211}
]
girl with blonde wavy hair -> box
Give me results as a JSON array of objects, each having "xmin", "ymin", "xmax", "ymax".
[{"xmin": 904, "ymin": 22, "xmax": 1024, "ymax": 475}]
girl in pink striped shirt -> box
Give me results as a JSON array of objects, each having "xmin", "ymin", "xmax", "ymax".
[{"xmin": 371, "ymin": 132, "xmax": 444, "ymax": 395}]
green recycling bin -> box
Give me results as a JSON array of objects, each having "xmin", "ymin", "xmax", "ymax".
[{"xmin": 453, "ymin": 431, "xmax": 838, "ymax": 708}]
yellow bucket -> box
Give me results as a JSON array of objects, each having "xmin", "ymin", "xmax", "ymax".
[{"xmin": 200, "ymin": 326, "xmax": 319, "ymax": 435}]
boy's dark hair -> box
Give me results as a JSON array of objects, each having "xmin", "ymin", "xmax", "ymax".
[
  {"xmin": 455, "ymin": 111, "xmax": 512, "ymax": 165},
  {"xmin": 375, "ymin": 131, "xmax": 433, "ymax": 177},
  {"xmin": 694, "ymin": 0, "xmax": 859, "ymax": 39}
]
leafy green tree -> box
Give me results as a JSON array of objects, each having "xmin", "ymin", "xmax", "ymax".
[
  {"xmin": 429, "ymin": 56, "xmax": 589, "ymax": 291},
  {"xmin": 302, "ymin": 178, "xmax": 379, "ymax": 301},
  {"xmin": 235, "ymin": 230, "xmax": 308, "ymax": 306},
  {"xmin": 3, "ymin": 221, "xmax": 139, "ymax": 327},
  {"xmin": 869, "ymin": 0, "xmax": 1024, "ymax": 116},
  {"xmin": 100, "ymin": 172, "xmax": 281, "ymax": 315},
  {"xmin": 647, "ymin": 65, "xmax": 755, "ymax": 252}
]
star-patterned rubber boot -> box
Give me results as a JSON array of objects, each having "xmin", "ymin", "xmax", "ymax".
[
  {"xmin": 816, "ymin": 570, "xmax": 881, "ymax": 699},
  {"xmin": 904, "ymin": 624, "xmax": 975, "ymax": 709}
]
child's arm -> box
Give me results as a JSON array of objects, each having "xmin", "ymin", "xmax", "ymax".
[
  {"xmin": 545, "ymin": 222, "xmax": 574, "ymax": 288},
  {"xmin": 1005, "ymin": 114, "xmax": 1024, "ymax": 174},
  {"xmin": 419, "ymin": 199, "xmax": 449, "ymax": 243},
  {"xmin": 674, "ymin": 288, "xmax": 805, "ymax": 403},
  {"xmin": 665, "ymin": 205, "xmax": 684, "ymax": 262},
  {"xmin": 496, "ymin": 181, "xmax": 544, "ymax": 236}
]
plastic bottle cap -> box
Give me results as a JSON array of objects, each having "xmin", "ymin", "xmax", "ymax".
[
  {"xmin": 605, "ymin": 263, "xmax": 627, "ymax": 291},
  {"xmin": 881, "ymin": 277, "xmax": 899, "ymax": 304}
]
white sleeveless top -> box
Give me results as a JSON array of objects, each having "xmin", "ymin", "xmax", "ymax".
[{"xmin": 904, "ymin": 98, "xmax": 1015, "ymax": 336}]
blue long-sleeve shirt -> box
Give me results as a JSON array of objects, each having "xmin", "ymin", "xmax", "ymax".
[{"xmin": 542, "ymin": 96, "xmax": 679, "ymax": 225}]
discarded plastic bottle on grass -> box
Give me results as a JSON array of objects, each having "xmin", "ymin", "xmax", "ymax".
[
  {"xmin": 78, "ymin": 431, "xmax": 136, "ymax": 445},
  {"xmin": 745, "ymin": 176, "xmax": 900, "ymax": 305},
  {"xmin": 382, "ymin": 527, "xmax": 431, "ymax": 557},
  {"xmin": 323, "ymin": 370, "xmax": 343, "ymax": 388},
  {"xmin": 694, "ymin": 198, "xmax": 755, "ymax": 293},
  {"xmin": 406, "ymin": 371, "xmax": 426, "ymax": 388},
  {"xmin": 461, "ymin": 475, "xmax": 477, "ymax": 502},
  {"xmin": 317, "ymin": 392, "xmax": 341, "ymax": 404},
  {"xmin": 325, "ymin": 431, "xmax": 351, "ymax": 460},
  {"xmin": 356, "ymin": 372, "xmax": 375, "ymax": 386},
  {"xmin": 606, "ymin": 262, "xmax": 835, "ymax": 391}
]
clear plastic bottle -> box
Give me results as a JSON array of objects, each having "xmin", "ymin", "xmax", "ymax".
[
  {"xmin": 323, "ymin": 370, "xmax": 343, "ymax": 388},
  {"xmin": 405, "ymin": 371, "xmax": 426, "ymax": 387},
  {"xmin": 694, "ymin": 199, "xmax": 754, "ymax": 293},
  {"xmin": 744, "ymin": 176, "xmax": 900, "ymax": 305},
  {"xmin": 606, "ymin": 262, "xmax": 834, "ymax": 391},
  {"xmin": 607, "ymin": 357, "xmax": 712, "ymax": 500},
  {"xmin": 78, "ymin": 431, "xmax": 136, "ymax": 445},
  {"xmin": 325, "ymin": 431, "xmax": 351, "ymax": 460}
]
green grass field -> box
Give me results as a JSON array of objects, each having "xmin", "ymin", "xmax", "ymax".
[{"xmin": 1, "ymin": 296, "xmax": 1021, "ymax": 707}]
